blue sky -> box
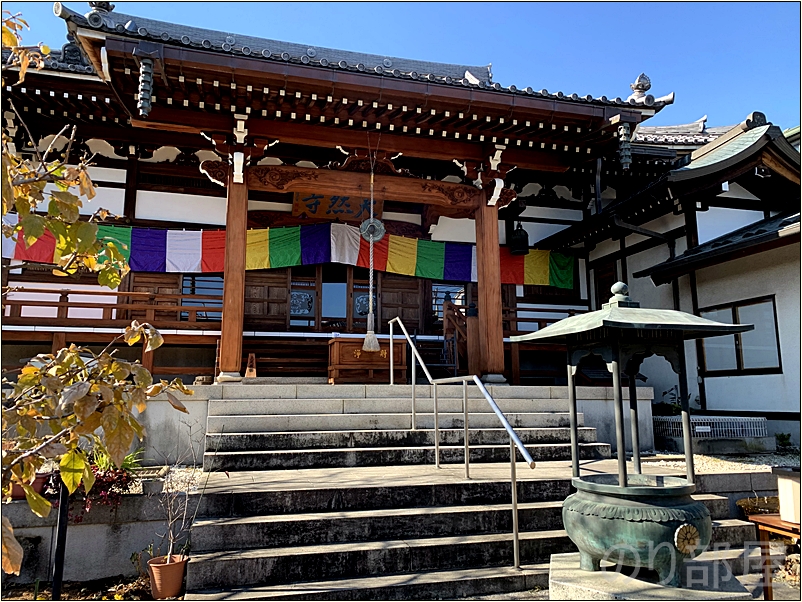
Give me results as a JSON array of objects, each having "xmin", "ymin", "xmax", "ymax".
[{"xmin": 6, "ymin": 2, "xmax": 800, "ymax": 129}]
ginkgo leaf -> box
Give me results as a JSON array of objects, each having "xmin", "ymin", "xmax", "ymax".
[
  {"xmin": 165, "ymin": 391, "xmax": 189, "ymax": 414},
  {"xmin": 2, "ymin": 516, "xmax": 23, "ymax": 575}
]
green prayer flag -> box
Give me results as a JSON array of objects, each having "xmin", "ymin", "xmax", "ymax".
[
  {"xmin": 96, "ymin": 224, "xmax": 132, "ymax": 261},
  {"xmin": 548, "ymin": 252, "xmax": 574, "ymax": 289},
  {"xmin": 415, "ymin": 239, "xmax": 445, "ymax": 280},
  {"xmin": 268, "ymin": 226, "xmax": 302, "ymax": 268}
]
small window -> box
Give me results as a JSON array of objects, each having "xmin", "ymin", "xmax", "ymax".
[
  {"xmin": 181, "ymin": 275, "xmax": 223, "ymax": 321},
  {"xmin": 700, "ymin": 296, "xmax": 781, "ymax": 376}
]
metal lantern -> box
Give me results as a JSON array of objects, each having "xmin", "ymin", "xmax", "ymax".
[{"xmin": 509, "ymin": 222, "xmax": 530, "ymax": 255}]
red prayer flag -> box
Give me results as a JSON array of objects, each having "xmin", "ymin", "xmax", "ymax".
[
  {"xmin": 357, "ymin": 235, "xmax": 389, "ymax": 272},
  {"xmin": 201, "ymin": 230, "xmax": 226, "ymax": 272},
  {"xmin": 499, "ymin": 246, "xmax": 525, "ymax": 285},
  {"xmin": 14, "ymin": 227, "xmax": 56, "ymax": 264}
]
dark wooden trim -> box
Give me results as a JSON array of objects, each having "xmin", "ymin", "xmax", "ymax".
[
  {"xmin": 634, "ymin": 230, "xmax": 799, "ymax": 285},
  {"xmin": 589, "ymin": 227, "xmax": 686, "ymax": 269},
  {"xmin": 619, "ymin": 236, "xmax": 628, "ymax": 284}
]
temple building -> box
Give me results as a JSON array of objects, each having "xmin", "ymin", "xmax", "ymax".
[{"xmin": 2, "ymin": 2, "xmax": 799, "ymax": 440}]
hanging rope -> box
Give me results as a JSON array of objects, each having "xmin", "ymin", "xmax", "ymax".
[{"xmin": 363, "ymin": 134, "xmax": 381, "ymax": 352}]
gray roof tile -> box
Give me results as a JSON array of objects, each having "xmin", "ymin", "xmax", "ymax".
[{"xmin": 53, "ymin": 2, "xmax": 674, "ymax": 110}]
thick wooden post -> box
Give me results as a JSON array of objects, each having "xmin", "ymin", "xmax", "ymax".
[
  {"xmin": 474, "ymin": 196, "xmax": 505, "ymax": 380},
  {"xmin": 217, "ymin": 168, "xmax": 248, "ymax": 381}
]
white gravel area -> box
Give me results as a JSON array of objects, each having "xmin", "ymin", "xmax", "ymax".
[
  {"xmin": 163, "ymin": 466, "xmax": 205, "ymax": 493},
  {"xmin": 646, "ymin": 452, "xmax": 800, "ymax": 473}
]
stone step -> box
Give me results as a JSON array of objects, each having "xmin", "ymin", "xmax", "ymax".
[
  {"xmin": 193, "ymin": 478, "xmax": 574, "ymax": 518},
  {"xmin": 185, "ymin": 529, "xmax": 570, "ymax": 591},
  {"xmin": 708, "ymin": 518, "xmax": 756, "ymax": 548},
  {"xmin": 213, "ymin": 384, "xmax": 653, "ymax": 401},
  {"xmin": 208, "ymin": 397, "xmax": 573, "ymax": 415},
  {"xmin": 191, "ymin": 495, "xmax": 732, "ymax": 553},
  {"xmin": 202, "ymin": 442, "xmax": 611, "ymax": 471},
  {"xmin": 205, "ymin": 427, "xmax": 599, "ymax": 452},
  {"xmin": 206, "ymin": 412, "xmax": 580, "ymax": 433},
  {"xmin": 184, "ymin": 563, "xmax": 550, "ymax": 601},
  {"xmin": 690, "ymin": 545, "xmax": 785, "ymax": 578},
  {"xmin": 191, "ymin": 502, "xmax": 565, "ymax": 553},
  {"xmin": 185, "ymin": 520, "xmax": 751, "ymax": 591}
]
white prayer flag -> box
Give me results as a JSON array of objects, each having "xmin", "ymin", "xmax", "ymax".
[
  {"xmin": 166, "ymin": 230, "xmax": 202, "ymax": 272},
  {"xmin": 330, "ymin": 223, "xmax": 360, "ymax": 266},
  {"xmin": 470, "ymin": 245, "xmax": 478, "ymax": 282}
]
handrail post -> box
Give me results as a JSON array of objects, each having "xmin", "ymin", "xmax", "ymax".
[
  {"xmin": 463, "ymin": 379, "xmax": 470, "ymax": 479},
  {"xmin": 411, "ymin": 354, "xmax": 417, "ymax": 430},
  {"xmin": 389, "ymin": 321, "xmax": 394, "ymax": 385},
  {"xmin": 433, "ymin": 383, "xmax": 440, "ymax": 468},
  {"xmin": 510, "ymin": 436, "xmax": 520, "ymax": 569}
]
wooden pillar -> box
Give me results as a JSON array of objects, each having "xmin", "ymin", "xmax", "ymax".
[
  {"xmin": 51, "ymin": 332, "xmax": 66, "ymax": 355},
  {"xmin": 217, "ymin": 168, "xmax": 248, "ymax": 380},
  {"xmin": 123, "ymin": 152, "xmax": 139, "ymax": 221},
  {"xmin": 474, "ymin": 196, "xmax": 505, "ymax": 379}
]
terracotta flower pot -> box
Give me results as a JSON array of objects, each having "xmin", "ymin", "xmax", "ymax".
[
  {"xmin": 10, "ymin": 472, "xmax": 52, "ymax": 500},
  {"xmin": 147, "ymin": 554, "xmax": 188, "ymax": 599}
]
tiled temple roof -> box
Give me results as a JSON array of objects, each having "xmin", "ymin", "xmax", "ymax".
[
  {"xmin": 635, "ymin": 116, "xmax": 736, "ymax": 146},
  {"xmin": 53, "ymin": 2, "xmax": 675, "ymax": 111}
]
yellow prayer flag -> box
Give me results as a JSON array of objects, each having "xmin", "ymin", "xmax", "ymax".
[
  {"xmin": 386, "ymin": 235, "xmax": 417, "ymax": 276},
  {"xmin": 524, "ymin": 250, "xmax": 550, "ymax": 285},
  {"xmin": 245, "ymin": 229, "xmax": 270, "ymax": 270}
]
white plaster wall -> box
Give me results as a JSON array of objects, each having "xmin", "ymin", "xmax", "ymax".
[
  {"xmin": 695, "ymin": 244, "xmax": 800, "ymax": 414},
  {"xmin": 41, "ymin": 182, "xmax": 125, "ymax": 217},
  {"xmin": 430, "ymin": 217, "xmax": 476, "ymax": 243},
  {"xmin": 136, "ymin": 190, "xmax": 227, "ymax": 225},
  {"xmin": 697, "ymin": 207, "xmax": 764, "ymax": 244}
]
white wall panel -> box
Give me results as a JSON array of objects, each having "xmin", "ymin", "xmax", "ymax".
[
  {"xmin": 697, "ymin": 207, "xmax": 763, "ymax": 244},
  {"xmin": 136, "ymin": 191, "xmax": 226, "ymax": 225}
]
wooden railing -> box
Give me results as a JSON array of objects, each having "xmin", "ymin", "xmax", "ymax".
[
  {"xmin": 3, "ymin": 287, "xmax": 223, "ymax": 330},
  {"xmin": 442, "ymin": 302, "xmax": 587, "ymax": 338}
]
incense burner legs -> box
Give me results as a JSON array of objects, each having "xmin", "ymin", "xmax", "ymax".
[{"xmin": 562, "ymin": 474, "xmax": 712, "ymax": 588}]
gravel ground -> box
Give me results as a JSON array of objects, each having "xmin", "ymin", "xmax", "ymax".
[{"xmin": 645, "ymin": 451, "xmax": 800, "ymax": 473}]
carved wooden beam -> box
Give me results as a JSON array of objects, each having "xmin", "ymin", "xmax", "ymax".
[
  {"xmin": 200, "ymin": 160, "xmax": 229, "ymax": 187},
  {"xmin": 246, "ymin": 165, "xmax": 481, "ymax": 209}
]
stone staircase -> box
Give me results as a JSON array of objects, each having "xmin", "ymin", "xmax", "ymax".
[
  {"xmin": 185, "ymin": 384, "xmax": 772, "ymax": 600},
  {"xmin": 202, "ymin": 384, "xmax": 611, "ymax": 471},
  {"xmin": 184, "ymin": 471, "xmax": 770, "ymax": 600}
]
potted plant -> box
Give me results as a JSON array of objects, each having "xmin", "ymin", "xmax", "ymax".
[{"xmin": 147, "ymin": 421, "xmax": 209, "ymax": 600}]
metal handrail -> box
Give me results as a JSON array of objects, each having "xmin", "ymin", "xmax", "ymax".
[{"xmin": 387, "ymin": 316, "xmax": 536, "ymax": 568}]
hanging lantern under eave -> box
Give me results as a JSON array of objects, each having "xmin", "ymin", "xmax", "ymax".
[{"xmin": 509, "ymin": 223, "xmax": 530, "ymax": 255}]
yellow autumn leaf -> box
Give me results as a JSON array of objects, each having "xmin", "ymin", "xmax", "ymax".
[
  {"xmin": 2, "ymin": 516, "xmax": 23, "ymax": 575},
  {"xmin": 23, "ymin": 484, "xmax": 52, "ymax": 518},
  {"xmin": 39, "ymin": 44, "xmax": 50, "ymax": 55},
  {"xmin": 166, "ymin": 391, "xmax": 189, "ymax": 414},
  {"xmin": 106, "ymin": 419, "xmax": 135, "ymax": 468},
  {"xmin": 82, "ymin": 462, "xmax": 95, "ymax": 495},
  {"xmin": 2, "ymin": 26, "xmax": 17, "ymax": 49},
  {"xmin": 59, "ymin": 449, "xmax": 85, "ymax": 494}
]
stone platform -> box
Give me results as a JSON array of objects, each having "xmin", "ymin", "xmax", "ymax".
[{"xmin": 549, "ymin": 552, "xmax": 753, "ymax": 600}]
